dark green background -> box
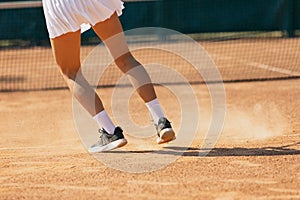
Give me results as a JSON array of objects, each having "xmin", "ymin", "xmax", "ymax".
[{"xmin": 0, "ymin": 0, "xmax": 299, "ymax": 41}]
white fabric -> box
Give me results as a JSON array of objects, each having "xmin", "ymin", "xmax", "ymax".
[
  {"xmin": 93, "ymin": 110, "xmax": 116, "ymax": 134},
  {"xmin": 145, "ymin": 98, "xmax": 165, "ymax": 125},
  {"xmin": 42, "ymin": 0, "xmax": 124, "ymax": 38}
]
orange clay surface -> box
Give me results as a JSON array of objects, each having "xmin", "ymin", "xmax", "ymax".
[{"xmin": 1, "ymin": 79, "xmax": 300, "ymax": 199}]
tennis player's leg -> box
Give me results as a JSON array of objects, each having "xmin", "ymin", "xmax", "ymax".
[
  {"xmin": 92, "ymin": 13, "xmax": 176, "ymax": 144},
  {"xmin": 50, "ymin": 30, "xmax": 127, "ymax": 152}
]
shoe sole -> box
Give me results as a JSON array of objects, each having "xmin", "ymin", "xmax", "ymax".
[
  {"xmin": 88, "ymin": 139, "xmax": 127, "ymax": 153},
  {"xmin": 157, "ymin": 128, "xmax": 176, "ymax": 144}
]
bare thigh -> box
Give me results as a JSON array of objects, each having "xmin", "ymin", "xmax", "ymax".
[
  {"xmin": 50, "ymin": 30, "xmax": 81, "ymax": 79},
  {"xmin": 92, "ymin": 13, "xmax": 134, "ymax": 72},
  {"xmin": 92, "ymin": 13, "xmax": 157, "ymax": 102}
]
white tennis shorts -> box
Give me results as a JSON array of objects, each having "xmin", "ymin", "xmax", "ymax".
[{"xmin": 42, "ymin": 0, "xmax": 124, "ymax": 38}]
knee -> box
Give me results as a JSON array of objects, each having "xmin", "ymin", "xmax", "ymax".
[
  {"xmin": 115, "ymin": 53, "xmax": 140, "ymax": 73},
  {"xmin": 57, "ymin": 62, "xmax": 81, "ymax": 80}
]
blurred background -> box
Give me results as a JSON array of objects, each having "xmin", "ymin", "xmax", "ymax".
[{"xmin": 0, "ymin": 0, "xmax": 300, "ymax": 92}]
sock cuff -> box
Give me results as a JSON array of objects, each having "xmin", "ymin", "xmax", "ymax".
[
  {"xmin": 145, "ymin": 98, "xmax": 159, "ymax": 108},
  {"xmin": 93, "ymin": 110, "xmax": 107, "ymax": 120},
  {"xmin": 93, "ymin": 110, "xmax": 116, "ymax": 134},
  {"xmin": 145, "ymin": 98, "xmax": 165, "ymax": 125}
]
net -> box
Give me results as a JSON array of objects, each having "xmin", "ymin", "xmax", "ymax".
[{"xmin": 1, "ymin": 0, "xmax": 300, "ymax": 92}]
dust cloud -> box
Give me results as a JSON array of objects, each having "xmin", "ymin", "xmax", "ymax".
[{"xmin": 220, "ymin": 102, "xmax": 289, "ymax": 142}]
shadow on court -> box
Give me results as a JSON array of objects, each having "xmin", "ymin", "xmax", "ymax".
[{"xmin": 105, "ymin": 142, "xmax": 300, "ymax": 157}]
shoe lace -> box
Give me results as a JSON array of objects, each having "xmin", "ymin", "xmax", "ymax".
[{"xmin": 97, "ymin": 129, "xmax": 107, "ymax": 144}]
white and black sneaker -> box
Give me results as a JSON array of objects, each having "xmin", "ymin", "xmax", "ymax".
[
  {"xmin": 156, "ymin": 117, "xmax": 176, "ymax": 144},
  {"xmin": 88, "ymin": 127, "xmax": 127, "ymax": 153}
]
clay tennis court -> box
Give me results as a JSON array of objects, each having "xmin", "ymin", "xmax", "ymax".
[{"xmin": 1, "ymin": 39, "xmax": 300, "ymax": 199}]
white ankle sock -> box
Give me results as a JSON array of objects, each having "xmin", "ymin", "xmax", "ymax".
[
  {"xmin": 93, "ymin": 110, "xmax": 116, "ymax": 134},
  {"xmin": 145, "ymin": 98, "xmax": 164, "ymax": 125}
]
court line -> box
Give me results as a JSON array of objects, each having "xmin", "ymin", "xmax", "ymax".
[
  {"xmin": 263, "ymin": 195, "xmax": 300, "ymax": 199},
  {"xmin": 283, "ymin": 134, "xmax": 300, "ymax": 137},
  {"xmin": 268, "ymin": 187, "xmax": 300, "ymax": 193},
  {"xmin": 1, "ymin": 183, "xmax": 105, "ymax": 191},
  {"xmin": 1, "ymin": 134, "xmax": 299, "ymax": 151},
  {"xmin": 247, "ymin": 62, "xmax": 300, "ymax": 76},
  {"xmin": 221, "ymin": 178, "xmax": 277, "ymax": 185},
  {"xmin": 1, "ymin": 133, "xmax": 298, "ymax": 151},
  {"xmin": 0, "ymin": 145, "xmax": 80, "ymax": 151},
  {"xmin": 128, "ymin": 180, "xmax": 179, "ymax": 186},
  {"xmin": 212, "ymin": 53, "xmax": 300, "ymax": 77},
  {"xmin": 0, "ymin": 146, "xmax": 51, "ymax": 150},
  {"xmin": 0, "ymin": 139, "xmax": 81, "ymax": 151}
]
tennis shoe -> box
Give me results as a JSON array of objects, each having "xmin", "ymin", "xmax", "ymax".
[
  {"xmin": 88, "ymin": 127, "xmax": 127, "ymax": 153},
  {"xmin": 156, "ymin": 117, "xmax": 176, "ymax": 144}
]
